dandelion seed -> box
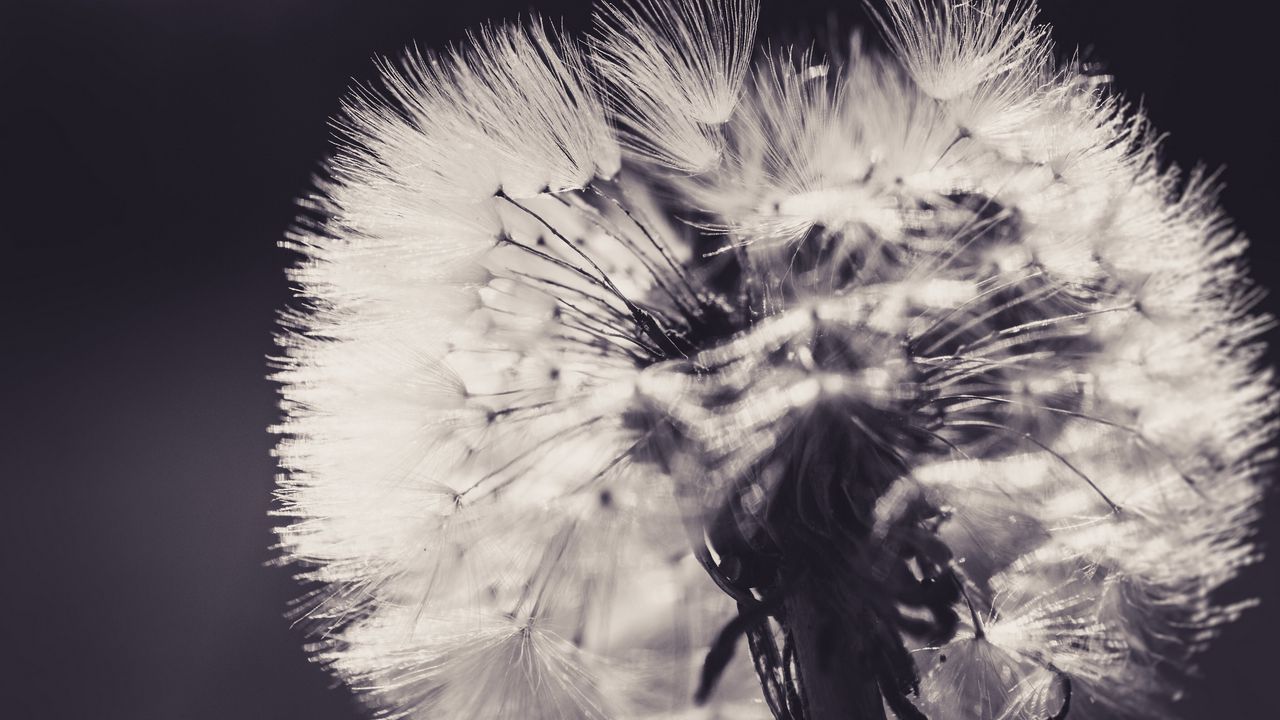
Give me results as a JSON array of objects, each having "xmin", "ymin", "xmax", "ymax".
[
  {"xmin": 592, "ymin": 0, "xmax": 759, "ymax": 172},
  {"xmin": 870, "ymin": 0, "xmax": 1051, "ymax": 101},
  {"xmin": 276, "ymin": 1, "xmax": 1274, "ymax": 718}
]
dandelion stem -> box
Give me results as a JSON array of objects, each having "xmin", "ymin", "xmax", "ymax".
[{"xmin": 784, "ymin": 574, "xmax": 889, "ymax": 720}]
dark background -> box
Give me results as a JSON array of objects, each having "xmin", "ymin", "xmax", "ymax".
[{"xmin": 4, "ymin": 1, "xmax": 1277, "ymax": 718}]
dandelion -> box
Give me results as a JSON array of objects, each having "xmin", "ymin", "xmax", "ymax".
[{"xmin": 273, "ymin": 1, "xmax": 1274, "ymax": 718}]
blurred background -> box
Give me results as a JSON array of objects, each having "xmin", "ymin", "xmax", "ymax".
[{"xmin": 5, "ymin": 1, "xmax": 1276, "ymax": 718}]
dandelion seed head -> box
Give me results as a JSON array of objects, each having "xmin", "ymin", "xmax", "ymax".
[{"xmin": 276, "ymin": 1, "xmax": 1274, "ymax": 718}]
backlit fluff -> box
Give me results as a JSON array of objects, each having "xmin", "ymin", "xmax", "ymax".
[{"xmin": 274, "ymin": 1, "xmax": 1273, "ymax": 718}]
